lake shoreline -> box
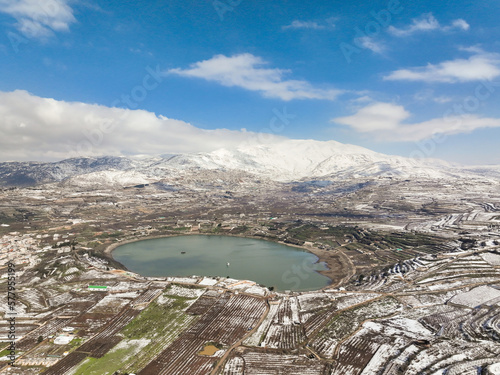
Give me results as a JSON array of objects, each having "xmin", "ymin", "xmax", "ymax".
[{"xmin": 104, "ymin": 232, "xmax": 354, "ymax": 290}]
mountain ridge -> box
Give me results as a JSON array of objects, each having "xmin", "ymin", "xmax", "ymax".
[{"xmin": 1, "ymin": 139, "xmax": 498, "ymax": 187}]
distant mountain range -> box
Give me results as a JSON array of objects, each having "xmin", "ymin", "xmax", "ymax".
[{"xmin": 1, "ymin": 139, "xmax": 499, "ymax": 188}]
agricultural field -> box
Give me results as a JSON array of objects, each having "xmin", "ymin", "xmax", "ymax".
[
  {"xmin": 1, "ymin": 177, "xmax": 500, "ymax": 374},
  {"xmin": 310, "ymin": 297, "xmax": 402, "ymax": 358},
  {"xmin": 70, "ymin": 286, "xmax": 201, "ymax": 374},
  {"xmin": 138, "ymin": 293, "xmax": 267, "ymax": 375},
  {"xmin": 221, "ymin": 350, "xmax": 328, "ymax": 374}
]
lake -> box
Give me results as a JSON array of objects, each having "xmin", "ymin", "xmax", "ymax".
[{"xmin": 112, "ymin": 235, "xmax": 331, "ymax": 291}]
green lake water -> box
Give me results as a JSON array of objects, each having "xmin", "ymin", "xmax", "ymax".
[{"xmin": 112, "ymin": 235, "xmax": 331, "ymax": 291}]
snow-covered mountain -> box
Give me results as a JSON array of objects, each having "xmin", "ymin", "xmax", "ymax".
[
  {"xmin": 0, "ymin": 139, "xmax": 498, "ymax": 187},
  {"xmin": 163, "ymin": 140, "xmax": 458, "ymax": 181}
]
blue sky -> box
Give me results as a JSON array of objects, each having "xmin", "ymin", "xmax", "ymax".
[{"xmin": 1, "ymin": 0, "xmax": 500, "ymax": 164}]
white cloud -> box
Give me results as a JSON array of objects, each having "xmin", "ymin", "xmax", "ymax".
[
  {"xmin": 357, "ymin": 36, "xmax": 386, "ymax": 54},
  {"xmin": 0, "ymin": 0, "xmax": 75, "ymax": 39},
  {"xmin": 333, "ymin": 102, "xmax": 500, "ymax": 142},
  {"xmin": 282, "ymin": 17, "xmax": 336, "ymax": 30},
  {"xmin": 0, "ymin": 90, "xmax": 285, "ymax": 162},
  {"xmin": 168, "ymin": 53, "xmax": 342, "ymax": 101},
  {"xmin": 351, "ymin": 95, "xmax": 373, "ymax": 104},
  {"xmin": 384, "ymin": 52, "xmax": 500, "ymax": 83},
  {"xmin": 413, "ymin": 89, "xmax": 452, "ymax": 103},
  {"xmin": 433, "ymin": 96, "xmax": 453, "ymax": 103},
  {"xmin": 458, "ymin": 45, "xmax": 485, "ymax": 54},
  {"xmin": 388, "ymin": 13, "xmax": 469, "ymax": 37},
  {"xmin": 448, "ymin": 19, "xmax": 470, "ymax": 31},
  {"xmin": 334, "ymin": 102, "xmax": 410, "ymax": 133},
  {"xmin": 282, "ymin": 20, "xmax": 325, "ymax": 30}
]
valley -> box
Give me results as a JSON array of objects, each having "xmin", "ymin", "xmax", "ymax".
[{"xmin": 1, "ymin": 142, "xmax": 500, "ymax": 374}]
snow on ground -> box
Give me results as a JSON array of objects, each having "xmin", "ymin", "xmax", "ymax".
[
  {"xmin": 156, "ymin": 294, "xmax": 174, "ymax": 305},
  {"xmin": 449, "ymin": 285, "xmax": 500, "ymax": 308},
  {"xmin": 79, "ymin": 269, "xmax": 117, "ymax": 279},
  {"xmin": 110, "ymin": 338, "xmax": 151, "ymax": 353},
  {"xmin": 487, "ymin": 363, "xmax": 500, "ymax": 375},
  {"xmin": 427, "ymin": 277, "xmax": 500, "ymax": 291},
  {"xmin": 167, "ymin": 276, "xmax": 200, "ymax": 284},
  {"xmin": 360, "ymin": 344, "xmax": 393, "ymax": 375},
  {"xmin": 112, "ymin": 281, "xmax": 149, "ymax": 290},
  {"xmin": 398, "ymin": 295, "xmax": 424, "ymax": 308},
  {"xmin": 102, "ymin": 292, "xmax": 137, "ymax": 300},
  {"xmin": 389, "ymin": 344, "xmax": 421, "ymax": 368},
  {"xmin": 369, "ymin": 317, "xmax": 433, "ymax": 338},
  {"xmin": 227, "ymin": 280, "xmax": 257, "ymax": 290},
  {"xmin": 67, "ymin": 339, "xmax": 152, "ymax": 375},
  {"xmin": 243, "ymin": 302, "xmax": 280, "ymax": 347},
  {"xmin": 215, "ymin": 278, "xmax": 241, "ymax": 288},
  {"xmin": 165, "ymin": 284, "xmax": 205, "ymax": 299},
  {"xmin": 481, "ymin": 252, "xmax": 500, "ymax": 266},
  {"xmin": 65, "ymin": 170, "xmax": 155, "ymax": 187},
  {"xmin": 198, "ymin": 277, "xmax": 218, "ymax": 286},
  {"xmin": 427, "ymin": 353, "xmax": 468, "ymax": 374},
  {"xmin": 335, "ymin": 293, "xmax": 380, "ymax": 310},
  {"xmin": 402, "ymin": 290, "xmax": 463, "ymax": 307},
  {"xmin": 297, "ymin": 292, "xmax": 333, "ymax": 312},
  {"xmin": 244, "ymin": 285, "xmax": 268, "ymax": 296},
  {"xmin": 89, "ymin": 294, "xmax": 130, "ymax": 312},
  {"xmin": 290, "ymin": 297, "xmax": 300, "ymax": 323},
  {"xmin": 418, "ymin": 274, "xmax": 474, "ymax": 285},
  {"xmin": 64, "ymin": 267, "xmax": 80, "ymax": 275},
  {"xmin": 157, "ymin": 285, "xmax": 204, "ymax": 310}
]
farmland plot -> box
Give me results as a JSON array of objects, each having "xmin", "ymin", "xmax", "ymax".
[
  {"xmin": 71, "ymin": 287, "xmax": 201, "ymax": 374},
  {"xmin": 297, "ymin": 292, "xmax": 334, "ymax": 312},
  {"xmin": 403, "ymin": 340, "xmax": 500, "ymax": 375},
  {"xmin": 261, "ymin": 297, "xmax": 305, "ymax": 349},
  {"xmin": 0, "ymin": 322, "xmax": 38, "ymax": 341},
  {"xmin": 262, "ymin": 323, "xmax": 304, "ymax": 349},
  {"xmin": 186, "ymin": 293, "xmax": 220, "ymax": 315},
  {"xmin": 44, "ymin": 287, "xmax": 167, "ymax": 374},
  {"xmin": 138, "ymin": 293, "xmax": 267, "ymax": 375},
  {"xmin": 63, "ymin": 307, "xmax": 138, "ymax": 358},
  {"xmin": 16, "ymin": 317, "xmax": 73, "ymax": 351},
  {"xmin": 449, "ymin": 285, "xmax": 500, "ymax": 308},
  {"xmin": 222, "ymin": 356, "xmax": 244, "ymax": 375},
  {"xmin": 71, "ymin": 312, "xmax": 116, "ymax": 335},
  {"xmin": 481, "ymin": 251, "xmax": 500, "ymax": 266},
  {"xmin": 243, "ymin": 302, "xmax": 279, "ymax": 347},
  {"xmin": 364, "ymin": 317, "xmax": 433, "ymax": 339},
  {"xmin": 185, "ymin": 293, "xmax": 267, "ymax": 344},
  {"xmin": 222, "ymin": 350, "xmax": 328, "ymax": 375},
  {"xmin": 399, "ymin": 289, "xmax": 465, "ymax": 307},
  {"xmin": 119, "ymin": 295, "xmax": 200, "ymax": 373},
  {"xmin": 138, "ymin": 337, "xmax": 219, "ymax": 375},
  {"xmin": 17, "ymin": 288, "xmax": 47, "ymax": 311},
  {"xmin": 69, "ymin": 339, "xmax": 151, "ymax": 375},
  {"xmin": 166, "ymin": 284, "xmax": 206, "ymax": 299},
  {"xmin": 329, "ymin": 317, "xmax": 431, "ymax": 374},
  {"xmin": 303, "ymin": 306, "xmax": 338, "ymax": 337},
  {"xmin": 38, "ymin": 351, "xmax": 88, "ymax": 375},
  {"xmin": 57, "ymin": 298, "xmax": 102, "ymax": 316},
  {"xmin": 334, "ymin": 292, "xmax": 381, "ymax": 310},
  {"xmin": 210, "ymin": 294, "xmax": 266, "ymax": 342},
  {"xmin": 132, "ymin": 287, "xmax": 163, "ymax": 305},
  {"xmin": 330, "ymin": 335, "xmax": 387, "ymax": 375},
  {"xmin": 87, "ymin": 294, "xmax": 132, "ymax": 314},
  {"xmin": 459, "ymin": 305, "xmax": 500, "ymax": 341},
  {"xmin": 310, "ymin": 298, "xmax": 401, "ymax": 358}
]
